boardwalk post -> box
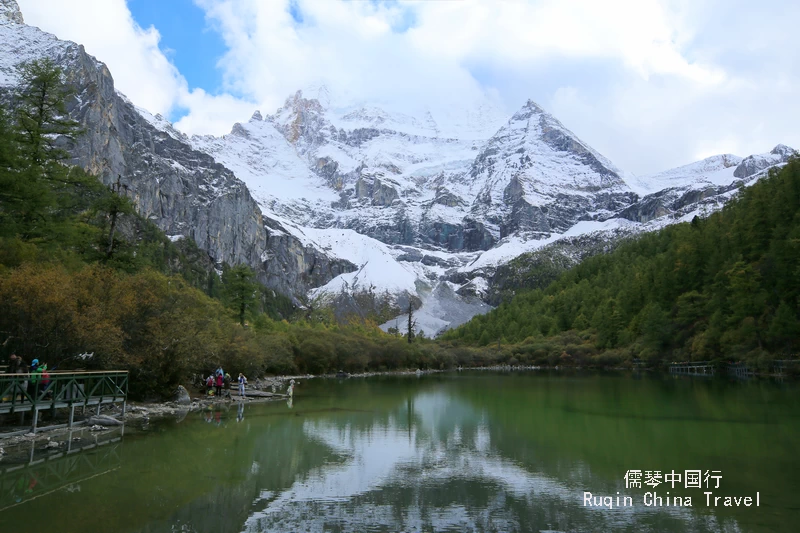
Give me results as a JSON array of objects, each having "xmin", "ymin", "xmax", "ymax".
[
  {"xmin": 68, "ymin": 405, "xmax": 75, "ymax": 429},
  {"xmin": 32, "ymin": 407, "xmax": 39, "ymax": 433},
  {"xmin": 10, "ymin": 378, "xmax": 16, "ymax": 414}
]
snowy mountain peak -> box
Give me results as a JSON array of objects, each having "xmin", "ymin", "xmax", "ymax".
[
  {"xmin": 509, "ymin": 99, "xmax": 567, "ymax": 130},
  {"xmin": 519, "ymin": 99, "xmax": 548, "ymax": 116},
  {"xmin": 771, "ymin": 144, "xmax": 796, "ymax": 158},
  {"xmin": 734, "ymin": 144, "xmax": 796, "ymax": 179},
  {"xmin": 504, "ymin": 99, "xmax": 623, "ymax": 180},
  {"xmin": 0, "ymin": 0, "xmax": 23, "ymax": 25},
  {"xmin": 250, "ymin": 110, "xmax": 263, "ymax": 122},
  {"xmin": 269, "ymin": 90, "xmax": 328, "ymax": 147},
  {"xmin": 282, "ymin": 90, "xmax": 325, "ymax": 115},
  {"xmin": 463, "ymin": 99, "xmax": 632, "ymax": 240}
]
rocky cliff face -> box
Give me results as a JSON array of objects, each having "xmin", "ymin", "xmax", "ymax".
[{"xmin": 0, "ymin": 5, "xmax": 353, "ymax": 301}]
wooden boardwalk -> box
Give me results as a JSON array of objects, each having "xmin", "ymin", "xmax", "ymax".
[
  {"xmin": 668, "ymin": 361, "xmax": 716, "ymax": 376},
  {"xmin": 0, "ymin": 371, "xmax": 128, "ymax": 434}
]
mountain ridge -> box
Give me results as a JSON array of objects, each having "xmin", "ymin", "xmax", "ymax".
[{"xmin": 1, "ymin": 0, "xmax": 796, "ymax": 334}]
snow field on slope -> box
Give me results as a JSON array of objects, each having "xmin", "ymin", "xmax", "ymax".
[
  {"xmin": 625, "ymin": 155, "xmax": 742, "ymax": 196},
  {"xmin": 190, "ymin": 120, "xmax": 337, "ymax": 205},
  {"xmin": 460, "ymin": 218, "xmax": 638, "ymax": 273},
  {"xmin": 292, "ymin": 226, "xmax": 419, "ymax": 297}
]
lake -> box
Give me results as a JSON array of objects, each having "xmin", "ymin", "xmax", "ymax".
[{"xmin": 0, "ymin": 371, "xmax": 798, "ymax": 532}]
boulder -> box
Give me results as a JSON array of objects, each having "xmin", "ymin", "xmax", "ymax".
[
  {"xmin": 86, "ymin": 415, "xmax": 123, "ymax": 426},
  {"xmin": 174, "ymin": 385, "xmax": 191, "ymax": 405}
]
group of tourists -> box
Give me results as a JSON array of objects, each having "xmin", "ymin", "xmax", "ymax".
[
  {"xmin": 5, "ymin": 354, "xmax": 51, "ymax": 400},
  {"xmin": 204, "ymin": 366, "xmax": 248, "ymax": 400}
]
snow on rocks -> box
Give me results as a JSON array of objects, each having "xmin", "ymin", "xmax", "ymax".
[{"xmin": 0, "ymin": 8, "xmax": 73, "ymax": 87}]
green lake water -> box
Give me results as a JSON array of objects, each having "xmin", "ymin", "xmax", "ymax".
[{"xmin": 0, "ymin": 372, "xmax": 798, "ymax": 532}]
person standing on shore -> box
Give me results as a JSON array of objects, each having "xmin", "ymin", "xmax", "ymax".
[
  {"xmin": 215, "ymin": 372, "xmax": 223, "ymax": 398},
  {"xmin": 224, "ymin": 373, "xmax": 232, "ymax": 398},
  {"xmin": 238, "ymin": 373, "xmax": 247, "ymax": 399}
]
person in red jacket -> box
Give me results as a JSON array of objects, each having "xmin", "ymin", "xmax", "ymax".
[{"xmin": 215, "ymin": 373, "xmax": 223, "ymax": 398}]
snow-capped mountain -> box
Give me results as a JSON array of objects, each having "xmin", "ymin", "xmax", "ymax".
[
  {"xmin": 465, "ymin": 100, "xmax": 634, "ymax": 240},
  {"xmin": 190, "ymin": 89, "xmax": 498, "ymax": 250},
  {"xmin": 1, "ymin": 0, "xmax": 796, "ymax": 335}
]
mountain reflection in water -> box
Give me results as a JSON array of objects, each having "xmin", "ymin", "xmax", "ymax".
[{"xmin": 0, "ymin": 373, "xmax": 797, "ymax": 533}]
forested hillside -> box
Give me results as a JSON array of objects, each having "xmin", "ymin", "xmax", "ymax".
[{"xmin": 443, "ymin": 159, "xmax": 800, "ymax": 366}]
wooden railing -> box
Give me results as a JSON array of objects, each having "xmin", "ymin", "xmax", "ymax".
[
  {"xmin": 668, "ymin": 361, "xmax": 716, "ymax": 376},
  {"xmin": 0, "ymin": 371, "xmax": 128, "ymax": 434}
]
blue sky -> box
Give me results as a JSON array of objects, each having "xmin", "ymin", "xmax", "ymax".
[
  {"xmin": 16, "ymin": 0, "xmax": 800, "ymax": 175},
  {"xmin": 127, "ymin": 0, "xmax": 225, "ymax": 92}
]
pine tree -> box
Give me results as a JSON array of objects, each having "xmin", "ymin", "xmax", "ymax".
[
  {"xmin": 4, "ymin": 58, "xmax": 85, "ymax": 240},
  {"xmin": 14, "ymin": 58, "xmax": 81, "ymax": 169},
  {"xmin": 222, "ymin": 264, "xmax": 258, "ymax": 326},
  {"xmin": 406, "ymin": 301, "xmax": 416, "ymax": 343}
]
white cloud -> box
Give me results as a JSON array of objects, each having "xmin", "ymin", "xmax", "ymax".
[
  {"xmin": 17, "ymin": 0, "xmax": 256, "ymax": 134},
  {"xmin": 174, "ymin": 88, "xmax": 255, "ymax": 134},
  {"xmin": 192, "ymin": 0, "xmax": 744, "ymax": 172},
  {"xmin": 406, "ymin": 0, "xmax": 724, "ymax": 83},
  {"xmin": 18, "ymin": 0, "xmax": 183, "ymax": 115},
  {"xmin": 15, "ymin": 0, "xmax": 800, "ymax": 174}
]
